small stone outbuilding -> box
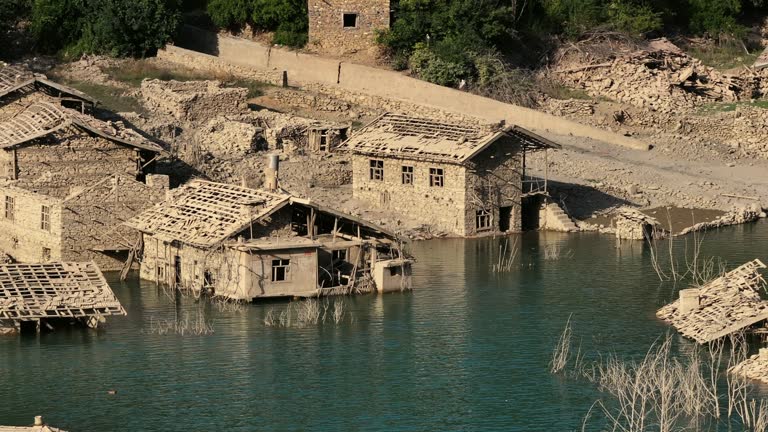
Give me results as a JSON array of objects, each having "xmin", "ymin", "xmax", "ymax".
[
  {"xmin": 307, "ymin": 0, "xmax": 391, "ymax": 54},
  {"xmin": 340, "ymin": 113, "xmax": 561, "ymax": 237}
]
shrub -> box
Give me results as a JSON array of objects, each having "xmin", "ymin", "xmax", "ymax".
[
  {"xmin": 206, "ymin": 0, "xmax": 251, "ymax": 29},
  {"xmin": 31, "ymin": 0, "xmax": 181, "ymax": 57},
  {"xmin": 688, "ymin": 0, "xmax": 743, "ymax": 35},
  {"xmin": 606, "ymin": 0, "xmax": 663, "ymax": 36}
]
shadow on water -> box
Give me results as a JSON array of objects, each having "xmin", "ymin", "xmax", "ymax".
[{"xmin": 0, "ymin": 220, "xmax": 766, "ymax": 431}]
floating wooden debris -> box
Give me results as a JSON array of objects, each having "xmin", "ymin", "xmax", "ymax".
[
  {"xmin": 0, "ymin": 261, "xmax": 126, "ymax": 333},
  {"xmin": 656, "ymin": 259, "xmax": 768, "ymax": 343}
]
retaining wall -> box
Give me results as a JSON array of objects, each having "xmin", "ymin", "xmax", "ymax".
[{"xmin": 170, "ymin": 26, "xmax": 650, "ymax": 151}]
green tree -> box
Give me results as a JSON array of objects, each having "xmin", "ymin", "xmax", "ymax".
[
  {"xmin": 206, "ymin": 0, "xmax": 251, "ymax": 29},
  {"xmin": 31, "ymin": 0, "xmax": 181, "ymax": 57},
  {"xmin": 688, "ymin": 0, "xmax": 742, "ymax": 35}
]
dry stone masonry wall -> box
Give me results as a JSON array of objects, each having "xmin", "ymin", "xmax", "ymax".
[
  {"xmin": 307, "ymin": 0, "xmax": 390, "ymax": 55},
  {"xmin": 141, "ymin": 79, "xmax": 248, "ymax": 122}
]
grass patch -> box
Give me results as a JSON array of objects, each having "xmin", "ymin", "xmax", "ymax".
[
  {"xmin": 105, "ymin": 59, "xmax": 269, "ymax": 98},
  {"xmin": 59, "ymin": 81, "xmax": 146, "ymax": 114},
  {"xmin": 697, "ymin": 99, "xmax": 768, "ymax": 114},
  {"xmin": 684, "ymin": 43, "xmax": 758, "ymax": 71},
  {"xmin": 538, "ymin": 81, "xmax": 591, "ymax": 100}
]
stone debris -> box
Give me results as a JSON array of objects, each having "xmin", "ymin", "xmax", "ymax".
[
  {"xmin": 140, "ymin": 79, "xmax": 248, "ymax": 121},
  {"xmin": 656, "ymin": 259, "xmax": 768, "ymax": 344},
  {"xmin": 613, "ymin": 206, "xmax": 665, "ymax": 240},
  {"xmin": 677, "ymin": 205, "xmax": 762, "ymax": 236},
  {"xmin": 731, "ymin": 348, "xmax": 768, "ymax": 384},
  {"xmin": 195, "ymin": 115, "xmax": 265, "ymax": 160},
  {"xmin": 553, "ymin": 49, "xmax": 749, "ymax": 113}
]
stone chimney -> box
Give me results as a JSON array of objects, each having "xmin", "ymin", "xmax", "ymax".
[
  {"xmin": 264, "ymin": 154, "xmax": 280, "ymax": 191},
  {"xmin": 678, "ymin": 288, "xmax": 701, "ymax": 314}
]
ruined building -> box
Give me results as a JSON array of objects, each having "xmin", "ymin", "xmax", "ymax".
[
  {"xmin": 0, "ymin": 102, "xmax": 168, "ymax": 270},
  {"xmin": 0, "ymin": 65, "xmax": 96, "ymax": 120},
  {"xmin": 126, "ymin": 179, "xmax": 411, "ymax": 300},
  {"xmin": 307, "ymin": 0, "xmax": 391, "ymax": 54},
  {"xmin": 0, "ymin": 261, "xmax": 126, "ymax": 334},
  {"xmin": 340, "ymin": 113, "xmax": 561, "ymax": 237}
]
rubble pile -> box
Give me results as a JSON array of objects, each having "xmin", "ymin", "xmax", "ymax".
[
  {"xmin": 140, "ymin": 79, "xmax": 248, "ymax": 121},
  {"xmin": 613, "ymin": 206, "xmax": 666, "ymax": 240},
  {"xmin": 195, "ymin": 115, "xmax": 265, "ymax": 159},
  {"xmin": 553, "ymin": 50, "xmax": 749, "ymax": 113},
  {"xmin": 731, "ymin": 348, "xmax": 768, "ymax": 384},
  {"xmin": 678, "ymin": 205, "xmax": 763, "ymax": 236}
]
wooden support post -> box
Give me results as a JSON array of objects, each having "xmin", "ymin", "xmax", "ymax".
[
  {"xmin": 357, "ymin": 224, "xmax": 361, "ymax": 239},
  {"xmin": 544, "ymin": 148, "xmax": 549, "ymax": 195},
  {"xmin": 309, "ymin": 208, "xmax": 316, "ymax": 240},
  {"xmin": 332, "ymin": 217, "xmax": 338, "ymax": 242}
]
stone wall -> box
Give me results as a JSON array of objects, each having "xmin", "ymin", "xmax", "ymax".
[
  {"xmin": 307, "ymin": 0, "xmax": 390, "ymax": 55},
  {"xmin": 464, "ymin": 140, "xmax": 524, "ymax": 234},
  {"xmin": 0, "ymin": 132, "xmax": 142, "ymax": 198},
  {"xmin": 0, "ymin": 186, "xmax": 62, "ymax": 263},
  {"xmin": 140, "ymin": 79, "xmax": 248, "ymax": 122},
  {"xmin": 351, "ymin": 155, "xmax": 469, "ymax": 235},
  {"xmin": 61, "ymin": 174, "xmax": 169, "ymax": 271},
  {"xmin": 170, "ymin": 27, "xmax": 650, "ymax": 150},
  {"xmin": 156, "ymin": 45, "xmax": 285, "ymax": 86}
]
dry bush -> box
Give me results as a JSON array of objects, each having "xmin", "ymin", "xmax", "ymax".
[
  {"xmin": 492, "ymin": 238, "xmax": 519, "ymax": 273},
  {"xmin": 264, "ymin": 298, "xmax": 351, "ymax": 328},
  {"xmin": 145, "ymin": 306, "xmax": 214, "ymax": 336}
]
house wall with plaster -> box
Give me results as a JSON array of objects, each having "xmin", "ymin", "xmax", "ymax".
[
  {"xmin": 140, "ymin": 237, "xmax": 319, "ymax": 300},
  {"xmin": 307, "ymin": 0, "xmax": 390, "ymax": 54}
]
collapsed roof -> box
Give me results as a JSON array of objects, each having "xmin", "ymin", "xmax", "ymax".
[
  {"xmin": 339, "ymin": 113, "xmax": 560, "ymax": 164},
  {"xmin": 125, "ymin": 180, "xmax": 399, "ymax": 249},
  {"xmin": 0, "ymin": 102, "xmax": 164, "ymax": 153},
  {"xmin": 126, "ymin": 180, "xmax": 293, "ymax": 249},
  {"xmin": 657, "ymin": 259, "xmax": 768, "ymax": 343},
  {"xmin": 0, "ymin": 261, "xmax": 126, "ymax": 322},
  {"xmin": 0, "ymin": 64, "xmax": 98, "ymax": 105}
]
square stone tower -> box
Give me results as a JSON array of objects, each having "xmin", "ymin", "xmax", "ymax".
[{"xmin": 308, "ymin": 0, "xmax": 391, "ymax": 55}]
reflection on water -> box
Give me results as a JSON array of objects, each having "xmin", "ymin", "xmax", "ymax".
[{"xmin": 0, "ymin": 221, "xmax": 767, "ymax": 431}]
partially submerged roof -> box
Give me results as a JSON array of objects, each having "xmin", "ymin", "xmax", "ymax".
[
  {"xmin": 0, "ymin": 64, "xmax": 97, "ymax": 105},
  {"xmin": 0, "ymin": 262, "xmax": 126, "ymax": 322},
  {"xmin": 0, "ymin": 102, "xmax": 164, "ymax": 153},
  {"xmin": 657, "ymin": 259, "xmax": 768, "ymax": 343},
  {"xmin": 125, "ymin": 180, "xmax": 292, "ymax": 249},
  {"xmin": 339, "ymin": 113, "xmax": 560, "ymax": 164}
]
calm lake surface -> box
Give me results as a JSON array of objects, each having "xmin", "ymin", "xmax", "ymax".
[{"xmin": 1, "ymin": 221, "xmax": 768, "ymax": 431}]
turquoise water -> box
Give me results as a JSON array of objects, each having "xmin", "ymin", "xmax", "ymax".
[{"xmin": 1, "ymin": 221, "xmax": 767, "ymax": 431}]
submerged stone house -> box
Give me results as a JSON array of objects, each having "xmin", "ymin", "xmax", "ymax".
[
  {"xmin": 340, "ymin": 113, "xmax": 561, "ymax": 237},
  {"xmin": 0, "ymin": 102, "xmax": 168, "ymax": 270},
  {"xmin": 307, "ymin": 0, "xmax": 391, "ymax": 54},
  {"xmin": 126, "ymin": 180, "xmax": 411, "ymax": 300},
  {"xmin": 0, "ymin": 65, "xmax": 97, "ymax": 120}
]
